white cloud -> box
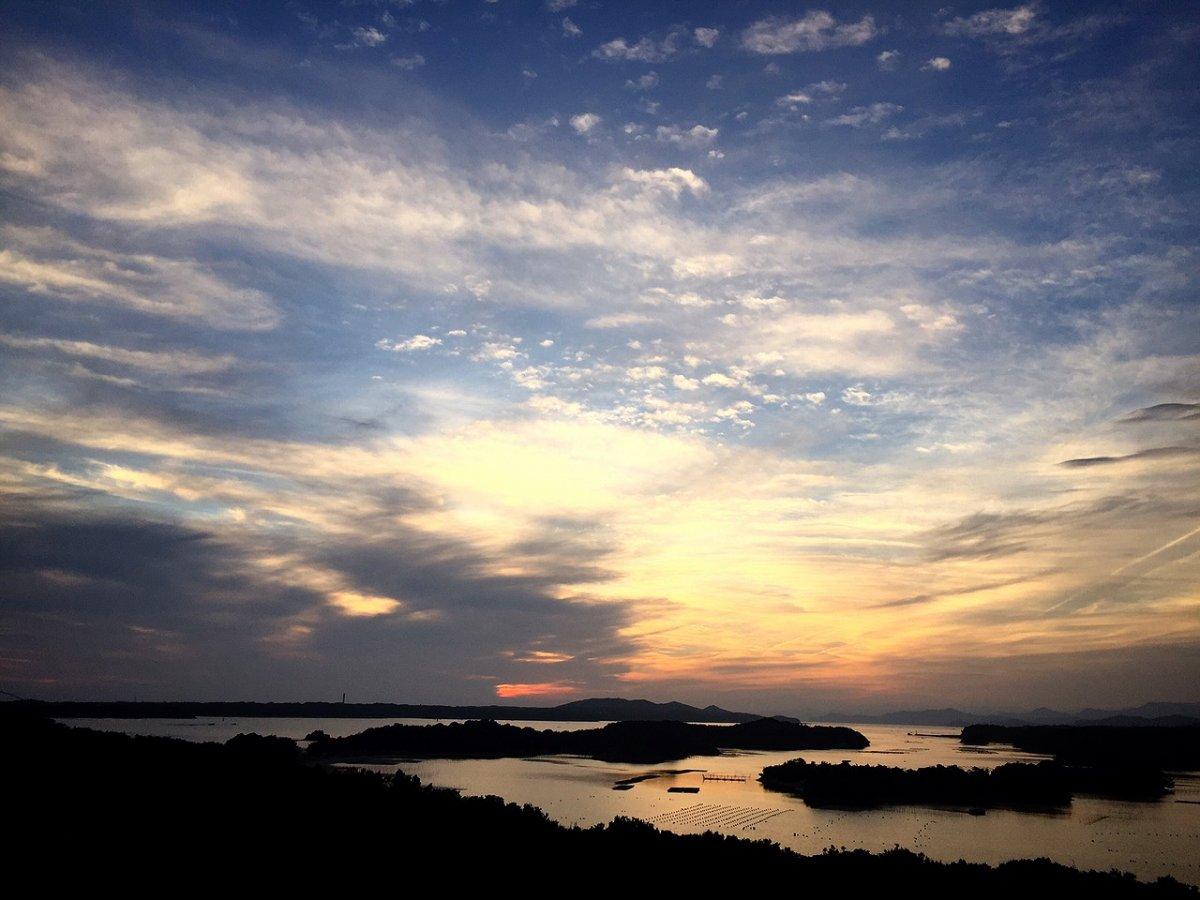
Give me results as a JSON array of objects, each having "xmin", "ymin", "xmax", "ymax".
[
  {"xmin": 841, "ymin": 384, "xmax": 873, "ymax": 405},
  {"xmin": 876, "ymin": 49, "xmax": 901, "ymax": 70},
  {"xmin": 391, "ymin": 53, "xmax": 425, "ymax": 70},
  {"xmin": 546, "ymin": 0, "xmax": 577, "ymax": 10},
  {"xmin": 827, "ymin": 102, "xmax": 903, "ymax": 127},
  {"xmin": 626, "ymin": 365, "xmax": 667, "ymax": 381},
  {"xmin": 585, "ymin": 312, "xmax": 654, "ymax": 329},
  {"xmin": 592, "ymin": 35, "xmax": 676, "ymax": 63},
  {"xmin": 742, "ymin": 12, "xmax": 877, "ymax": 54},
  {"xmin": 672, "ymin": 374, "xmax": 700, "ymax": 391},
  {"xmin": 0, "ymin": 333, "xmax": 238, "ymax": 375},
  {"xmin": 621, "ymin": 167, "xmax": 708, "ymax": 197},
  {"xmin": 655, "ymin": 124, "xmax": 719, "ymax": 147},
  {"xmin": 339, "ymin": 27, "xmax": 387, "ymax": 50},
  {"xmin": 625, "ymin": 71, "xmax": 659, "ymax": 91},
  {"xmin": 0, "ymin": 226, "xmax": 278, "ymax": 331},
  {"xmin": 694, "ymin": 27, "xmax": 719, "ymax": 48},
  {"xmin": 705, "ymin": 74, "xmax": 722, "ymax": 90},
  {"xmin": 562, "ymin": 17, "xmax": 582, "ymax": 38},
  {"xmin": 942, "ymin": 4, "xmax": 1037, "ymax": 37},
  {"xmin": 809, "ymin": 80, "xmax": 847, "ymax": 95},
  {"xmin": 923, "ymin": 57, "xmax": 952, "ymax": 71},
  {"xmin": 379, "ymin": 334, "xmax": 442, "ymax": 352},
  {"xmin": 776, "ymin": 91, "xmax": 813, "ymax": 108},
  {"xmin": 570, "ymin": 112, "xmax": 601, "ymax": 134}
]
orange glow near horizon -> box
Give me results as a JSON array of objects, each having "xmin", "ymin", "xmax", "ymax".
[{"xmin": 495, "ymin": 682, "xmax": 579, "ymax": 699}]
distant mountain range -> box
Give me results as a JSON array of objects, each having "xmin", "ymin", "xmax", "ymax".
[
  {"xmin": 13, "ymin": 696, "xmax": 1199, "ymax": 727},
  {"xmin": 14, "ymin": 696, "xmax": 763, "ymax": 723},
  {"xmin": 810, "ymin": 701, "xmax": 1200, "ymax": 727}
]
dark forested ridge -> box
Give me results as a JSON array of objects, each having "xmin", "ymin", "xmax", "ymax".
[
  {"xmin": 15, "ymin": 696, "xmax": 762, "ymax": 722},
  {"xmin": 3, "ymin": 712, "xmax": 1193, "ymax": 896},
  {"xmin": 306, "ymin": 716, "xmax": 869, "ymax": 764},
  {"xmin": 760, "ymin": 758, "xmax": 1174, "ymax": 809},
  {"xmin": 961, "ymin": 724, "xmax": 1200, "ymax": 770}
]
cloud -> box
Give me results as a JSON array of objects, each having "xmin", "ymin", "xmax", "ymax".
[
  {"xmin": 694, "ymin": 27, "xmax": 719, "ymax": 48},
  {"xmin": 776, "ymin": 92, "xmax": 813, "ymax": 108},
  {"xmin": 378, "ymin": 335, "xmax": 443, "ymax": 353},
  {"xmin": 337, "ymin": 26, "xmax": 387, "ymax": 50},
  {"xmin": 0, "ymin": 495, "xmax": 635, "ymax": 700},
  {"xmin": 585, "ymin": 312, "xmax": 655, "ymax": 329},
  {"xmin": 625, "ymin": 71, "xmax": 659, "ymax": 91},
  {"xmin": 3, "ymin": 30, "xmax": 1198, "ymax": 710},
  {"xmin": 0, "ymin": 226, "xmax": 278, "ymax": 331},
  {"xmin": 592, "ymin": 35, "xmax": 677, "ymax": 63},
  {"xmin": 626, "ymin": 365, "xmax": 667, "ymax": 382},
  {"xmin": 876, "ymin": 49, "xmax": 901, "ymax": 70},
  {"xmin": 742, "ymin": 12, "xmax": 877, "ymax": 54},
  {"xmin": 0, "ymin": 334, "xmax": 237, "ymax": 375},
  {"xmin": 808, "ymin": 80, "xmax": 847, "ymax": 95},
  {"xmin": 922, "ymin": 57, "xmax": 952, "ymax": 71},
  {"xmin": 621, "ymin": 167, "xmax": 708, "ymax": 197},
  {"xmin": 672, "ymin": 375, "xmax": 700, "ymax": 391},
  {"xmin": 546, "ymin": 0, "xmax": 577, "ymax": 11},
  {"xmin": 1059, "ymin": 446, "xmax": 1200, "ymax": 468},
  {"xmin": 570, "ymin": 112, "xmax": 601, "ymax": 134},
  {"xmin": 1121, "ymin": 403, "xmax": 1200, "ymax": 423},
  {"xmin": 654, "ymin": 124, "xmax": 719, "ymax": 147},
  {"xmin": 562, "ymin": 17, "xmax": 582, "ymax": 38},
  {"xmin": 391, "ymin": 53, "xmax": 425, "ymax": 70},
  {"xmin": 495, "ymin": 682, "xmax": 577, "ymax": 698},
  {"xmin": 942, "ymin": 4, "xmax": 1038, "ymax": 37},
  {"xmin": 826, "ymin": 102, "xmax": 903, "ymax": 127},
  {"xmin": 841, "ymin": 385, "xmax": 873, "ymax": 406}
]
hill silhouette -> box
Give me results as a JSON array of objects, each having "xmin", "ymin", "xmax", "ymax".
[
  {"xmin": 307, "ymin": 716, "xmax": 869, "ymax": 764},
  {"xmin": 16, "ymin": 695, "xmax": 762, "ymax": 722}
]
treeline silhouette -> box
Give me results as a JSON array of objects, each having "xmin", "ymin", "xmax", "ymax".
[
  {"xmin": 962, "ymin": 724, "xmax": 1200, "ymax": 769},
  {"xmin": 3, "ymin": 712, "xmax": 1193, "ymax": 896},
  {"xmin": 759, "ymin": 759, "xmax": 1174, "ymax": 809},
  {"xmin": 306, "ymin": 717, "xmax": 869, "ymax": 764}
]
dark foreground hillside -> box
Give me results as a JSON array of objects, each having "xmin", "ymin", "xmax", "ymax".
[{"xmin": 2, "ymin": 713, "xmax": 1194, "ymax": 896}]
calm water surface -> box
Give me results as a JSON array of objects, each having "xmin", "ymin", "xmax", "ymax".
[{"xmin": 69, "ymin": 717, "xmax": 1200, "ymax": 885}]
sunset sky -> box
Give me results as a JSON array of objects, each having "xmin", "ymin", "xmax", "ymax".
[{"xmin": 1, "ymin": 0, "xmax": 1197, "ymax": 713}]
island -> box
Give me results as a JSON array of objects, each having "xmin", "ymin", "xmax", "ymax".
[
  {"xmin": 961, "ymin": 724, "xmax": 1200, "ymax": 770},
  {"xmin": 306, "ymin": 716, "xmax": 870, "ymax": 764},
  {"xmin": 759, "ymin": 758, "xmax": 1174, "ymax": 809}
]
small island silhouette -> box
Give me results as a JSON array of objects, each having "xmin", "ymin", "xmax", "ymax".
[
  {"xmin": 759, "ymin": 758, "xmax": 1173, "ymax": 809},
  {"xmin": 305, "ymin": 716, "xmax": 869, "ymax": 764},
  {"xmin": 962, "ymin": 724, "xmax": 1200, "ymax": 770}
]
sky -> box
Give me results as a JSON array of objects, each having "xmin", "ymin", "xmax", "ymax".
[{"xmin": 0, "ymin": 0, "xmax": 1197, "ymax": 714}]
